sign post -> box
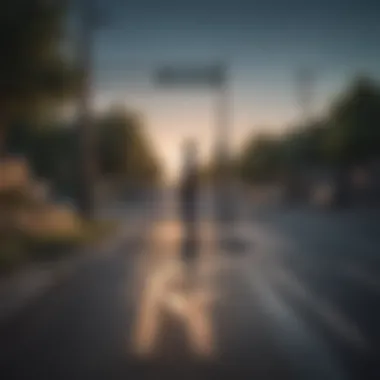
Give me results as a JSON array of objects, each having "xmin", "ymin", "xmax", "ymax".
[{"xmin": 154, "ymin": 63, "xmax": 234, "ymax": 222}]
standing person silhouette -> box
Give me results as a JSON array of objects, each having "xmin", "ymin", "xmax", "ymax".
[{"xmin": 179, "ymin": 139, "xmax": 200, "ymax": 266}]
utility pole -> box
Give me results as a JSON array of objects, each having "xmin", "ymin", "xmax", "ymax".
[
  {"xmin": 289, "ymin": 67, "xmax": 315, "ymax": 203},
  {"xmin": 214, "ymin": 64, "xmax": 234, "ymax": 222},
  {"xmin": 214, "ymin": 65, "xmax": 229, "ymax": 176},
  {"xmin": 154, "ymin": 62, "xmax": 234, "ymax": 222},
  {"xmin": 76, "ymin": 0, "xmax": 98, "ymax": 219},
  {"xmin": 296, "ymin": 68, "xmax": 315, "ymax": 124}
]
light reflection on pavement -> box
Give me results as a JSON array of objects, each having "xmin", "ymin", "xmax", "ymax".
[
  {"xmin": 129, "ymin": 211, "xmax": 374, "ymax": 379},
  {"xmin": 1, "ymin": 196, "xmax": 380, "ymax": 379},
  {"xmin": 131, "ymin": 220, "xmax": 218, "ymax": 359}
]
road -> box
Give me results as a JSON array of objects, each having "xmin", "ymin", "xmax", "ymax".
[{"xmin": 0, "ymin": 194, "xmax": 380, "ymax": 379}]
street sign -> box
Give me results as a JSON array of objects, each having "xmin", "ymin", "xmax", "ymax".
[
  {"xmin": 153, "ymin": 62, "xmax": 233, "ymax": 224},
  {"xmin": 154, "ymin": 64, "xmax": 225, "ymax": 88}
]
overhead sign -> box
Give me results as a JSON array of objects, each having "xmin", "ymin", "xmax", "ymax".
[{"xmin": 154, "ymin": 64, "xmax": 225, "ymax": 88}]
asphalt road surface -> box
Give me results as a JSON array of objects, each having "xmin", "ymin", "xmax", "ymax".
[{"xmin": 0, "ymin": 197, "xmax": 380, "ymax": 379}]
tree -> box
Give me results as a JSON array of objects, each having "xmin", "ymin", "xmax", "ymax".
[
  {"xmin": 238, "ymin": 76, "xmax": 380, "ymax": 206},
  {"xmin": 238, "ymin": 133, "xmax": 284, "ymax": 184},
  {"xmin": 326, "ymin": 76, "xmax": 380, "ymax": 165},
  {"xmin": 323, "ymin": 76, "xmax": 380, "ymax": 206},
  {"xmin": 6, "ymin": 120, "xmax": 78, "ymax": 197},
  {"xmin": 96, "ymin": 106, "xmax": 162, "ymax": 186},
  {"xmin": 237, "ymin": 122, "xmax": 330, "ymax": 202},
  {"xmin": 0, "ymin": 0, "xmax": 78, "ymax": 154}
]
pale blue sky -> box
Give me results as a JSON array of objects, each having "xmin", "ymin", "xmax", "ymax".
[{"xmin": 73, "ymin": 0, "xmax": 380, "ymax": 177}]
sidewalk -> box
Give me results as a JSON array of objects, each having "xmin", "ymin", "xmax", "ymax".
[
  {"xmin": 0, "ymin": 256, "xmax": 75, "ymax": 325},
  {"xmin": 0, "ymin": 203, "xmax": 151, "ymax": 326}
]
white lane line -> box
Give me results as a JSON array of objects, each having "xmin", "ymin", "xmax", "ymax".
[
  {"xmin": 272, "ymin": 267, "xmax": 368, "ymax": 351},
  {"xmin": 339, "ymin": 262, "xmax": 380, "ymax": 294},
  {"xmin": 221, "ymin": 222, "xmax": 349, "ymax": 380},
  {"xmin": 229, "ymin": 221, "xmax": 370, "ymax": 351},
  {"xmin": 131, "ymin": 255, "xmax": 217, "ymax": 358},
  {"xmin": 130, "ymin": 219, "xmax": 219, "ymax": 358},
  {"xmin": 242, "ymin": 268, "xmax": 348, "ymax": 380}
]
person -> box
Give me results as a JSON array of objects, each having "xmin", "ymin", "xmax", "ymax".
[{"xmin": 178, "ymin": 139, "xmax": 199, "ymax": 263}]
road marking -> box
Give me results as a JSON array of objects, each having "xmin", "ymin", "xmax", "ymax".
[
  {"xmin": 224, "ymin": 221, "xmax": 369, "ymax": 351},
  {"xmin": 130, "ymin": 219, "xmax": 218, "ymax": 358},
  {"xmin": 339, "ymin": 262, "xmax": 380, "ymax": 294},
  {"xmin": 212, "ymin": 220, "xmax": 353, "ymax": 379},
  {"xmin": 272, "ymin": 267, "xmax": 368, "ymax": 351},
  {"xmin": 131, "ymin": 257, "xmax": 216, "ymax": 358},
  {"xmin": 242, "ymin": 268, "xmax": 348, "ymax": 380}
]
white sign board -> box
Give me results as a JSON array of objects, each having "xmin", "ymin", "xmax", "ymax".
[{"xmin": 155, "ymin": 64, "xmax": 225, "ymax": 88}]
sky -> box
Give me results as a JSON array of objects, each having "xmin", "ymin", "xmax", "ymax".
[{"xmin": 73, "ymin": 0, "xmax": 380, "ymax": 178}]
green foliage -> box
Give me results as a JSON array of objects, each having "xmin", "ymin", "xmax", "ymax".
[
  {"xmin": 6, "ymin": 105, "xmax": 163, "ymax": 198},
  {"xmin": 0, "ymin": 0, "xmax": 79, "ymax": 144},
  {"xmin": 239, "ymin": 133, "xmax": 284, "ymax": 183},
  {"xmin": 0, "ymin": 188, "xmax": 39, "ymax": 210},
  {"xmin": 278, "ymin": 122, "xmax": 330, "ymax": 169},
  {"xmin": 96, "ymin": 107, "xmax": 162, "ymax": 185},
  {"xmin": 24, "ymin": 219, "xmax": 117, "ymax": 261},
  {"xmin": 239, "ymin": 76, "xmax": 380, "ymax": 185},
  {"xmin": 326, "ymin": 76, "xmax": 380, "ymax": 164},
  {"xmin": 6, "ymin": 121, "xmax": 78, "ymax": 197},
  {"xmin": 0, "ymin": 218, "xmax": 118, "ymax": 272},
  {"xmin": 0, "ymin": 239, "xmax": 25, "ymax": 273}
]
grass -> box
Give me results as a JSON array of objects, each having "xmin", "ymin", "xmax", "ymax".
[
  {"xmin": 79, "ymin": 219, "xmax": 120, "ymax": 245},
  {"xmin": 0, "ymin": 235, "xmax": 26, "ymax": 274},
  {"xmin": 27, "ymin": 219, "xmax": 119, "ymax": 260},
  {"xmin": 0, "ymin": 219, "xmax": 120, "ymax": 272},
  {"xmin": 0, "ymin": 188, "xmax": 41, "ymax": 210}
]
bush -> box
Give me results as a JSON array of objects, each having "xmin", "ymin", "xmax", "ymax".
[
  {"xmin": 0, "ymin": 219, "xmax": 118, "ymax": 274},
  {"xmin": 0, "ymin": 233, "xmax": 26, "ymax": 274},
  {"xmin": 26, "ymin": 219, "xmax": 118, "ymax": 260}
]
